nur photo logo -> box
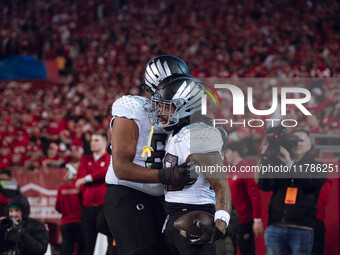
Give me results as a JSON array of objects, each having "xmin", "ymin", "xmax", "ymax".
[{"xmin": 199, "ymin": 79, "xmax": 312, "ymax": 128}]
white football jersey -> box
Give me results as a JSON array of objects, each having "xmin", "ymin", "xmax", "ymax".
[
  {"xmin": 164, "ymin": 122, "xmax": 224, "ymax": 205},
  {"xmin": 105, "ymin": 95, "xmax": 166, "ymax": 196}
]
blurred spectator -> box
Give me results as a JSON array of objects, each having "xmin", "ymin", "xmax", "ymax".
[
  {"xmin": 0, "ymin": 169, "xmax": 20, "ymax": 217},
  {"xmin": 312, "ymin": 178, "xmax": 332, "ymax": 255},
  {"xmin": 55, "ymin": 166, "xmax": 84, "ymax": 255},
  {"xmin": 11, "ymin": 151, "xmax": 28, "ymax": 167},
  {"xmin": 0, "ymin": 195, "xmax": 49, "ymax": 255},
  {"xmin": 75, "ymin": 131, "xmax": 110, "ymax": 255},
  {"xmin": 0, "ymin": 146, "xmax": 12, "ymax": 169},
  {"xmin": 63, "ymin": 144, "xmax": 84, "ymax": 166},
  {"xmin": 41, "ymin": 143, "xmax": 64, "ymax": 168},
  {"xmin": 257, "ymin": 130, "xmax": 326, "ymax": 255},
  {"xmin": 224, "ymin": 142, "xmax": 264, "ymax": 255}
]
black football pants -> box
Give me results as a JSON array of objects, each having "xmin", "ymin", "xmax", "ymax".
[{"xmin": 104, "ymin": 184, "xmax": 168, "ymax": 255}]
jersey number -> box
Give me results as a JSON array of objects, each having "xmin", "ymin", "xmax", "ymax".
[{"xmin": 145, "ymin": 133, "xmax": 167, "ymax": 169}]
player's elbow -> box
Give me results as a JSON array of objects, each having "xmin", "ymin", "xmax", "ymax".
[
  {"xmin": 112, "ymin": 160, "xmax": 129, "ymax": 180},
  {"xmin": 112, "ymin": 163, "xmax": 124, "ymax": 179}
]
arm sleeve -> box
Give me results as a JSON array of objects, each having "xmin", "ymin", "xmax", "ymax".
[
  {"xmin": 55, "ymin": 187, "xmax": 62, "ymax": 213},
  {"xmin": 0, "ymin": 193, "xmax": 10, "ymax": 205},
  {"xmin": 245, "ymin": 178, "xmax": 262, "ymax": 219},
  {"xmin": 316, "ymin": 179, "xmax": 332, "ymax": 220},
  {"xmin": 0, "ymin": 228, "xmax": 11, "ymax": 253},
  {"xmin": 257, "ymin": 159, "xmax": 276, "ymax": 191},
  {"xmin": 293, "ymin": 159, "xmax": 327, "ymax": 191},
  {"xmin": 76, "ymin": 156, "xmax": 88, "ymax": 179},
  {"xmin": 318, "ymin": 179, "xmax": 332, "ymax": 208},
  {"xmin": 90, "ymin": 168, "xmax": 107, "ymax": 181},
  {"xmin": 17, "ymin": 221, "xmax": 49, "ymax": 255},
  {"xmin": 294, "ymin": 177, "xmax": 326, "ymax": 192},
  {"xmin": 90, "ymin": 154, "xmax": 110, "ymax": 181}
]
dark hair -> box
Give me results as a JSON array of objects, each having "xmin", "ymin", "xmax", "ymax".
[
  {"xmin": 91, "ymin": 130, "xmax": 108, "ymax": 143},
  {"xmin": 0, "ymin": 168, "xmax": 11, "ymax": 177},
  {"xmin": 224, "ymin": 142, "xmax": 246, "ymax": 157}
]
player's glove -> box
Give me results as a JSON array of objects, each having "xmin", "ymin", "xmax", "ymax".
[
  {"xmin": 158, "ymin": 162, "xmax": 198, "ymax": 186},
  {"xmin": 189, "ymin": 220, "xmax": 224, "ymax": 244}
]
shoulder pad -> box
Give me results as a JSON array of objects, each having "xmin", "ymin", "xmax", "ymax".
[
  {"xmin": 111, "ymin": 95, "xmax": 150, "ymax": 120},
  {"xmin": 190, "ymin": 123, "xmax": 224, "ymax": 154}
]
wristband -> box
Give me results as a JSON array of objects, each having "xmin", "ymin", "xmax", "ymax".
[
  {"xmin": 254, "ymin": 218, "xmax": 262, "ymax": 222},
  {"xmin": 214, "ymin": 210, "xmax": 230, "ymax": 228}
]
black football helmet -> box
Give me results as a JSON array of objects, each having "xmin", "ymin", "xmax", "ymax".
[
  {"xmin": 149, "ymin": 74, "xmax": 205, "ymax": 131},
  {"xmin": 143, "ymin": 55, "xmax": 190, "ymax": 93}
]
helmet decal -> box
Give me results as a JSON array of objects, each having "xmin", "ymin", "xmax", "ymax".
[{"xmin": 143, "ymin": 55, "xmax": 190, "ymax": 93}]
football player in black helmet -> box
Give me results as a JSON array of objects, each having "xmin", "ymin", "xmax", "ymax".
[
  {"xmin": 149, "ymin": 74, "xmax": 204, "ymax": 133},
  {"xmin": 104, "ymin": 56, "xmax": 196, "ymax": 255},
  {"xmin": 149, "ymin": 74, "xmax": 232, "ymax": 255},
  {"xmin": 142, "ymin": 55, "xmax": 190, "ymax": 94}
]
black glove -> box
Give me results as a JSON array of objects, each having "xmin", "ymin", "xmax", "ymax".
[
  {"xmin": 189, "ymin": 220, "xmax": 223, "ymax": 244},
  {"xmin": 158, "ymin": 162, "xmax": 198, "ymax": 186}
]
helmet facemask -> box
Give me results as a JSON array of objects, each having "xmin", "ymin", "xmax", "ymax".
[
  {"xmin": 149, "ymin": 97, "xmax": 186, "ymax": 129},
  {"xmin": 148, "ymin": 74, "xmax": 205, "ymax": 131}
]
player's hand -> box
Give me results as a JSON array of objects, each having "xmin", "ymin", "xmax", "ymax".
[
  {"xmin": 158, "ymin": 162, "xmax": 198, "ymax": 186},
  {"xmin": 189, "ymin": 220, "xmax": 224, "ymax": 244},
  {"xmin": 215, "ymin": 219, "xmax": 227, "ymax": 235},
  {"xmin": 253, "ymin": 220, "xmax": 264, "ymax": 237},
  {"xmin": 75, "ymin": 177, "xmax": 87, "ymax": 188}
]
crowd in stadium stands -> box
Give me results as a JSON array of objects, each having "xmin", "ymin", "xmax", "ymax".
[{"xmin": 0, "ymin": 0, "xmax": 340, "ymax": 169}]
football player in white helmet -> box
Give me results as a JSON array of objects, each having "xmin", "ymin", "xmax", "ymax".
[
  {"xmin": 149, "ymin": 74, "xmax": 232, "ymax": 255},
  {"xmin": 104, "ymin": 56, "xmax": 195, "ymax": 255}
]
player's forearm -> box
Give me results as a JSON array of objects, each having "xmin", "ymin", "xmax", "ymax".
[
  {"xmin": 192, "ymin": 153, "xmax": 232, "ymax": 213},
  {"xmin": 113, "ymin": 160, "xmax": 159, "ymax": 183},
  {"xmin": 210, "ymin": 178, "xmax": 232, "ymax": 214},
  {"xmin": 208, "ymin": 178, "xmax": 231, "ymax": 235}
]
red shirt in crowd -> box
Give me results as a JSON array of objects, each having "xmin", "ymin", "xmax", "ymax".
[
  {"xmin": 76, "ymin": 153, "xmax": 110, "ymax": 207},
  {"xmin": 55, "ymin": 180, "xmax": 82, "ymax": 225},
  {"xmin": 316, "ymin": 178, "xmax": 332, "ymax": 222},
  {"xmin": 228, "ymin": 160, "xmax": 262, "ymax": 224},
  {"xmin": 41, "ymin": 155, "xmax": 60, "ymax": 167},
  {"xmin": 0, "ymin": 193, "xmax": 10, "ymax": 206},
  {"xmin": 0, "ymin": 154, "xmax": 12, "ymax": 169}
]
